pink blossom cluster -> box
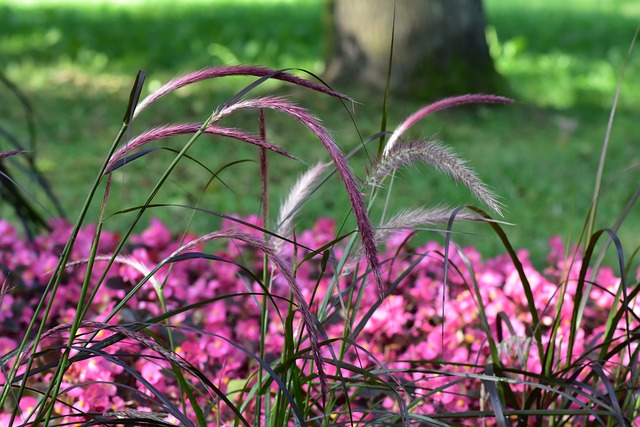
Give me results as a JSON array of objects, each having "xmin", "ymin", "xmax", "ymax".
[{"xmin": 0, "ymin": 216, "xmax": 638, "ymax": 425}]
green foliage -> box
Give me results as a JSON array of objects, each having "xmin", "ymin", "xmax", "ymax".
[
  {"xmin": 486, "ymin": 0, "xmax": 640, "ymax": 110},
  {"xmin": 1, "ymin": 0, "xmax": 639, "ymax": 263},
  {"xmin": 1, "ymin": 1, "xmax": 639, "ymax": 421}
]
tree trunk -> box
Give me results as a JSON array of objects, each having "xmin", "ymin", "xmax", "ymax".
[{"xmin": 324, "ymin": 0, "xmax": 504, "ymax": 99}]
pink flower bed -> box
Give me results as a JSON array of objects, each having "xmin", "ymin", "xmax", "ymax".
[{"xmin": 0, "ymin": 217, "xmax": 638, "ymax": 425}]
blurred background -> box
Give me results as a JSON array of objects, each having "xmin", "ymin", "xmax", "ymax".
[{"xmin": 1, "ymin": 0, "xmax": 639, "ymax": 265}]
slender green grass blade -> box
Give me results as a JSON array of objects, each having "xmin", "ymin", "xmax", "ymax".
[{"xmin": 377, "ymin": 0, "xmax": 395, "ymax": 159}]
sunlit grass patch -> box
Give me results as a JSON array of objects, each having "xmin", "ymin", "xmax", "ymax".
[{"xmin": 486, "ymin": 0, "xmax": 640, "ymax": 110}]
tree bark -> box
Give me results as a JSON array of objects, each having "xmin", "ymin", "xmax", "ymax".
[{"xmin": 324, "ymin": 0, "xmax": 504, "ymax": 99}]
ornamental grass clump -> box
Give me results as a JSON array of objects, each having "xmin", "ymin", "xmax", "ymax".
[{"xmin": 0, "ymin": 62, "xmax": 638, "ymax": 427}]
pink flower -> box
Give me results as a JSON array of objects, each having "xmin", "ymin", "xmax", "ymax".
[
  {"xmin": 236, "ymin": 318, "xmax": 261, "ymax": 342},
  {"xmin": 135, "ymin": 217, "xmax": 172, "ymax": 249},
  {"xmin": 425, "ymin": 374, "xmax": 459, "ymax": 407},
  {"xmin": 178, "ymin": 339, "xmax": 208, "ymax": 370},
  {"xmin": 405, "ymin": 328, "xmax": 452, "ymax": 361},
  {"xmin": 68, "ymin": 383, "xmax": 120, "ymax": 414},
  {"xmin": 2, "ymin": 214, "xmax": 638, "ymax": 422},
  {"xmin": 298, "ymin": 217, "xmax": 337, "ymax": 248},
  {"xmin": 137, "ymin": 352, "xmax": 175, "ymax": 396},
  {"xmin": 0, "ymin": 220, "xmax": 17, "ymax": 247},
  {"xmin": 220, "ymin": 215, "xmax": 264, "ymax": 258},
  {"xmin": 362, "ymin": 295, "xmax": 411, "ymax": 337},
  {"xmin": 385, "ymin": 229, "xmax": 414, "ymax": 253},
  {"xmin": 204, "ymin": 334, "xmax": 236, "ymax": 363},
  {"xmin": 0, "ymin": 337, "xmax": 16, "ymax": 356},
  {"xmin": 0, "ymin": 293, "xmax": 14, "ymax": 322},
  {"xmin": 66, "ymin": 355, "xmax": 121, "ymax": 384},
  {"xmin": 6, "ymin": 395, "xmax": 39, "ymax": 425},
  {"xmin": 203, "ymin": 300, "xmax": 228, "ymax": 327}
]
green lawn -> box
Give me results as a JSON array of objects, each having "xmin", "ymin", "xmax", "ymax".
[{"xmin": 1, "ymin": 0, "xmax": 639, "ymax": 265}]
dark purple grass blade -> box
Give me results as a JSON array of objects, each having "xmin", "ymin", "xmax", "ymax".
[
  {"xmin": 0, "ymin": 70, "xmax": 36, "ymax": 149},
  {"xmin": 0, "ymin": 150, "xmax": 26, "ymax": 160},
  {"xmin": 0, "ymin": 132, "xmax": 65, "ymax": 219},
  {"xmin": 14, "ymin": 322, "xmax": 196, "ymax": 427},
  {"xmin": 105, "ymin": 148, "xmax": 157, "ymax": 173},
  {"xmin": 105, "ymin": 124, "xmax": 296, "ymax": 175},
  {"xmin": 0, "ymin": 150, "xmax": 52, "ymax": 236},
  {"xmin": 122, "ymin": 70, "xmax": 146, "ymax": 125},
  {"xmin": 212, "ymin": 97, "xmax": 384, "ymax": 295},
  {"xmin": 133, "ymin": 66, "xmax": 351, "ymax": 119},
  {"xmin": 259, "ymin": 109, "xmax": 269, "ymax": 231}
]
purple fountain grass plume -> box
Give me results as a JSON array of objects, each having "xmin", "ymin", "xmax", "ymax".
[
  {"xmin": 273, "ymin": 162, "xmax": 330, "ymax": 253},
  {"xmin": 372, "ymin": 138, "xmax": 504, "ymax": 217},
  {"xmin": 375, "ymin": 206, "xmax": 488, "ymax": 244},
  {"xmin": 168, "ymin": 230, "xmax": 329, "ymax": 399},
  {"xmin": 104, "ymin": 123, "xmax": 296, "ymax": 175},
  {"xmin": 342, "ymin": 206, "xmax": 501, "ymax": 276},
  {"xmin": 383, "ymin": 94, "xmax": 513, "ymax": 157},
  {"xmin": 133, "ymin": 66, "xmax": 351, "ymax": 119},
  {"xmin": 0, "ymin": 150, "xmax": 26, "ymax": 160},
  {"xmin": 211, "ymin": 97, "xmax": 384, "ymax": 295}
]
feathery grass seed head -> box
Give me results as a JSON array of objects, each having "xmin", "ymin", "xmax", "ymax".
[
  {"xmin": 274, "ymin": 162, "xmax": 330, "ymax": 252},
  {"xmin": 105, "ymin": 123, "xmax": 295, "ymax": 174},
  {"xmin": 210, "ymin": 96, "xmax": 384, "ymax": 295},
  {"xmin": 134, "ymin": 66, "xmax": 351, "ymax": 119},
  {"xmin": 371, "ymin": 138, "xmax": 503, "ymax": 216}
]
